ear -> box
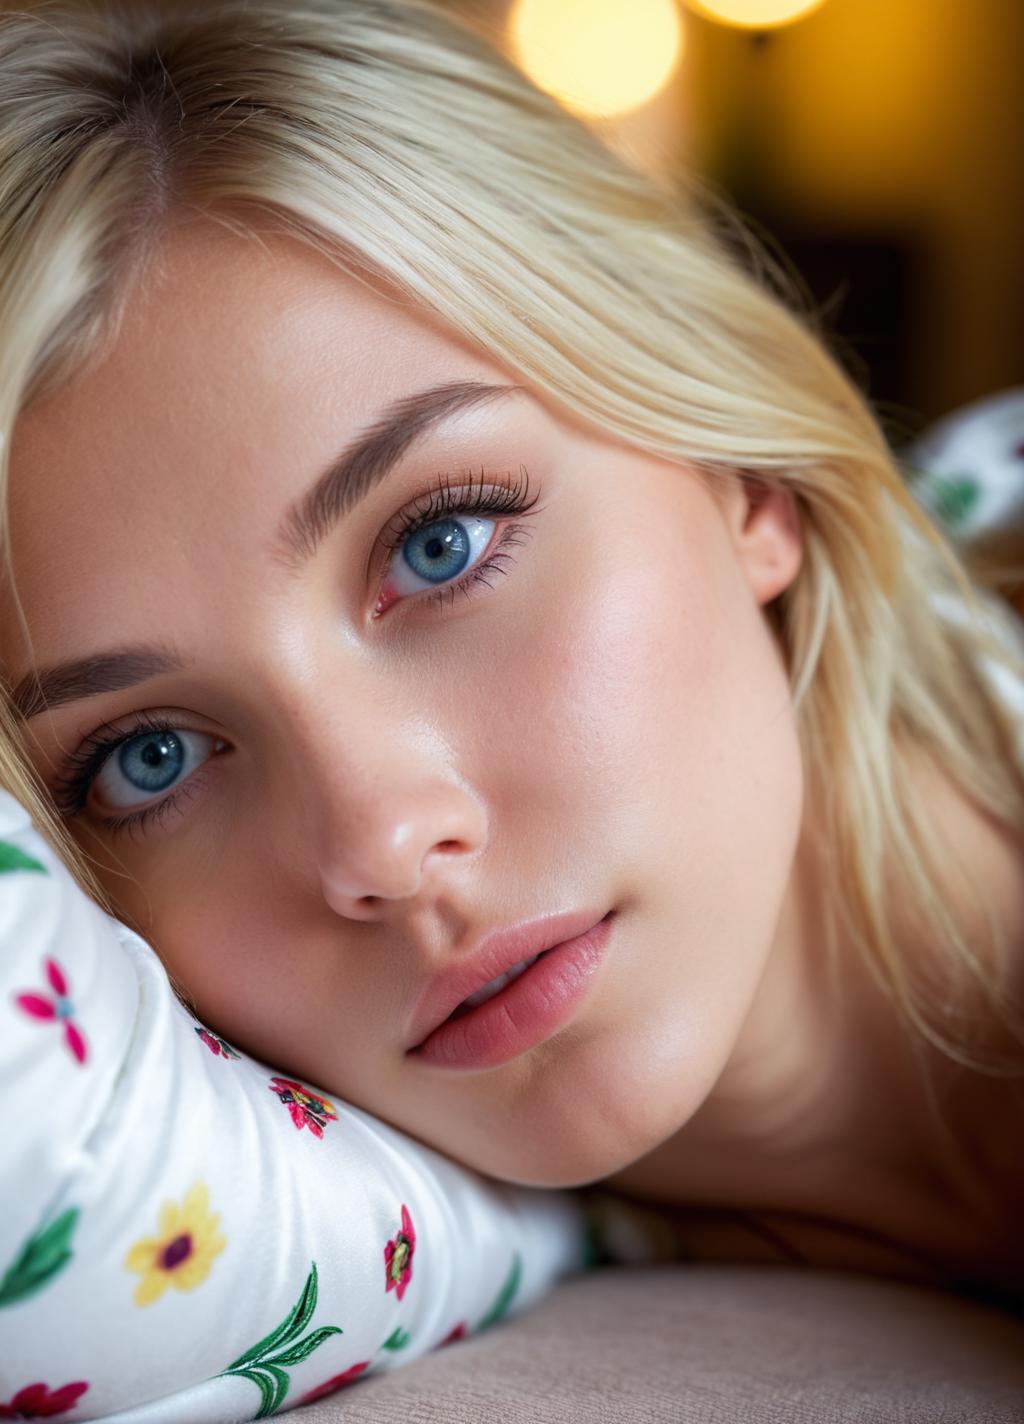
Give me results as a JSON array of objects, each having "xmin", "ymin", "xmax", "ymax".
[{"xmin": 717, "ymin": 473, "xmax": 803, "ymax": 606}]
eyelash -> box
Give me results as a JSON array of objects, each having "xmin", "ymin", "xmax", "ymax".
[
  {"xmin": 49, "ymin": 711, "xmax": 212, "ymax": 840},
  {"xmin": 377, "ymin": 465, "xmax": 539, "ymax": 612},
  {"xmin": 50, "ymin": 469, "xmax": 542, "ymax": 839}
]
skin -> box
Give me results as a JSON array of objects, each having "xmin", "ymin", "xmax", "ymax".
[{"xmin": 3, "ymin": 219, "xmax": 1023, "ymax": 1299}]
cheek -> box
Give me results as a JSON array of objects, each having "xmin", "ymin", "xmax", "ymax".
[
  {"xmin": 110, "ymin": 840, "xmax": 407, "ymax": 1090},
  {"xmin": 492, "ymin": 484, "xmax": 804, "ymax": 1073},
  {"xmin": 96, "ymin": 843, "xmax": 322, "ymax": 1066},
  {"xmin": 483, "ymin": 492, "xmax": 802, "ymax": 892},
  {"xmin": 126, "ymin": 890, "xmax": 273, "ymax": 1036}
]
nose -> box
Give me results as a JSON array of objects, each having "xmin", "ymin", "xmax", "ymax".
[{"xmin": 306, "ymin": 728, "xmax": 489, "ymax": 921}]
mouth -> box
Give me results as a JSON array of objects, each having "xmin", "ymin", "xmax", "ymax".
[
  {"xmin": 408, "ymin": 910, "xmax": 615, "ymax": 1071},
  {"xmin": 443, "ymin": 949, "xmax": 551, "ymax": 1022}
]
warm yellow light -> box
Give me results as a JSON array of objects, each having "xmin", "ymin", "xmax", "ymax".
[
  {"xmin": 508, "ymin": 0, "xmax": 684, "ymax": 119},
  {"xmin": 686, "ymin": 0, "xmax": 828, "ymax": 29}
]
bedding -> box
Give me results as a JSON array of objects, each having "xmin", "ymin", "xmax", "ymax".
[{"xmin": 0, "ymin": 796, "xmax": 596, "ymax": 1421}]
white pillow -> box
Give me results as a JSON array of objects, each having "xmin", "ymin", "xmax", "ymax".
[
  {"xmin": 0, "ymin": 790, "xmax": 592, "ymax": 1422},
  {"xmin": 904, "ymin": 386, "xmax": 1024, "ymax": 544}
]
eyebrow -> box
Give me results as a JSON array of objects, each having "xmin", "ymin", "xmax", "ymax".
[
  {"xmin": 10, "ymin": 378, "xmax": 522, "ymax": 722},
  {"xmin": 276, "ymin": 378, "xmax": 522, "ymax": 569},
  {"xmin": 10, "ymin": 647, "xmax": 185, "ymax": 724}
]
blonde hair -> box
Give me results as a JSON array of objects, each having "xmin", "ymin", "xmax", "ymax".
[{"xmin": 2, "ymin": 0, "xmax": 1023, "ymax": 1090}]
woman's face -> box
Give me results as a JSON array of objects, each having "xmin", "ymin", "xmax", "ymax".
[{"xmin": 2, "ymin": 220, "xmax": 805, "ymax": 1186}]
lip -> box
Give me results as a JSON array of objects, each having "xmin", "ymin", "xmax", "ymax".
[{"xmin": 406, "ymin": 908, "xmax": 614, "ymax": 1070}]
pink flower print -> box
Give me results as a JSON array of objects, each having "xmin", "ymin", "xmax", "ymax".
[
  {"xmin": 296, "ymin": 1361, "xmax": 371, "ymax": 1405},
  {"xmin": 384, "ymin": 1205, "xmax": 416, "ymax": 1302},
  {"xmin": 14, "ymin": 959, "xmax": 88, "ymax": 1065},
  {"xmin": 267, "ymin": 1077, "xmax": 338, "ymax": 1138},
  {"xmin": 194, "ymin": 1025, "xmax": 241, "ymax": 1060},
  {"xmin": 0, "ymin": 1378, "xmax": 89, "ymax": 1418}
]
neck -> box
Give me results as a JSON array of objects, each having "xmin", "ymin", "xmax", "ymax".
[
  {"xmin": 608, "ymin": 743, "xmax": 1024, "ymax": 1190},
  {"xmin": 600, "ymin": 748, "xmax": 1024, "ymax": 1294},
  {"xmin": 602, "ymin": 819, "xmax": 889, "ymax": 1209}
]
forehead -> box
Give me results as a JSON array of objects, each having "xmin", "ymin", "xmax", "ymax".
[{"xmin": 2, "ymin": 220, "xmax": 514, "ymax": 669}]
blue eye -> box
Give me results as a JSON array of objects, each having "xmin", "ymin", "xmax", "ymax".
[
  {"xmin": 389, "ymin": 514, "xmax": 496, "ymax": 596},
  {"xmin": 375, "ymin": 468, "xmax": 542, "ymax": 614},
  {"xmin": 93, "ymin": 727, "xmax": 218, "ymax": 811}
]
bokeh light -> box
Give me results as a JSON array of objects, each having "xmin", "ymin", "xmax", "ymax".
[
  {"xmin": 686, "ymin": 0, "xmax": 828, "ymax": 29},
  {"xmin": 508, "ymin": 0, "xmax": 684, "ymax": 119}
]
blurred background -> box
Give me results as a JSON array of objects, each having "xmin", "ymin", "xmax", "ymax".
[
  {"xmin": 458, "ymin": 0, "xmax": 1023, "ymax": 444},
  {"xmin": 5, "ymin": 0, "xmax": 1020, "ymax": 441}
]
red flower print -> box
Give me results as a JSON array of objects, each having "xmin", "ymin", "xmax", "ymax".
[
  {"xmin": 194, "ymin": 1025, "xmax": 241, "ymax": 1059},
  {"xmin": 267, "ymin": 1077, "xmax": 338, "ymax": 1138},
  {"xmin": 296, "ymin": 1360, "xmax": 371, "ymax": 1405},
  {"xmin": 384, "ymin": 1204, "xmax": 416, "ymax": 1302},
  {"xmin": 13, "ymin": 958, "xmax": 88, "ymax": 1065},
  {"xmin": 0, "ymin": 1379, "xmax": 89, "ymax": 1418},
  {"xmin": 438, "ymin": 1322, "xmax": 468, "ymax": 1347}
]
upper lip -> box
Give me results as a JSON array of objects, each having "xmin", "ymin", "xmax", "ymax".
[{"xmin": 405, "ymin": 907, "xmax": 609, "ymax": 1052}]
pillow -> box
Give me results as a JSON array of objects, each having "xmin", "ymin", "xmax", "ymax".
[
  {"xmin": 903, "ymin": 385, "xmax": 1024, "ymax": 545},
  {"xmin": 903, "ymin": 386, "xmax": 1024, "ymax": 755},
  {"xmin": 0, "ymin": 790, "xmax": 594, "ymax": 1421}
]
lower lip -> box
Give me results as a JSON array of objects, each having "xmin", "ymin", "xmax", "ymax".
[{"xmin": 408, "ymin": 912, "xmax": 615, "ymax": 1071}]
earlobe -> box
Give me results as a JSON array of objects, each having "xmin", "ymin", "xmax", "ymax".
[{"xmin": 728, "ymin": 475, "xmax": 804, "ymax": 607}]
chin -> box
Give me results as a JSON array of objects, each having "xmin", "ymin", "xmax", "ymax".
[
  {"xmin": 470, "ymin": 1154, "xmax": 624, "ymax": 1192},
  {"xmin": 473, "ymin": 1140, "xmax": 667, "ymax": 1192},
  {"xmin": 449, "ymin": 1105, "xmax": 682, "ymax": 1191},
  {"xmin": 412, "ymin": 1026, "xmax": 708, "ymax": 1190},
  {"xmin": 489, "ymin": 1050, "xmax": 704, "ymax": 1190}
]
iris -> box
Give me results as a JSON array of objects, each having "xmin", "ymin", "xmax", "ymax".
[
  {"xmin": 402, "ymin": 517, "xmax": 471, "ymax": 583},
  {"xmin": 118, "ymin": 730, "xmax": 185, "ymax": 793}
]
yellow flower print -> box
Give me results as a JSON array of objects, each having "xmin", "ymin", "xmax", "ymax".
[{"xmin": 123, "ymin": 1182, "xmax": 227, "ymax": 1307}]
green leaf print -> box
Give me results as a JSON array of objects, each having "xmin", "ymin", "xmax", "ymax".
[
  {"xmin": 929, "ymin": 474, "xmax": 980, "ymax": 529},
  {"xmin": 229, "ymin": 1363, "xmax": 289, "ymax": 1418},
  {"xmin": 906, "ymin": 467, "xmax": 981, "ymax": 532},
  {"xmin": 381, "ymin": 1325, "xmax": 411, "ymax": 1352},
  {"xmin": 0, "ymin": 1207, "xmax": 79, "ymax": 1306},
  {"xmin": 223, "ymin": 1260, "xmax": 321, "ymax": 1370},
  {"xmin": 476, "ymin": 1252, "xmax": 522, "ymax": 1330},
  {"xmin": 217, "ymin": 1261, "xmax": 342, "ymax": 1419},
  {"xmin": 262, "ymin": 1326, "xmax": 343, "ymax": 1369},
  {"xmin": 0, "ymin": 841, "xmax": 47, "ymax": 875}
]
